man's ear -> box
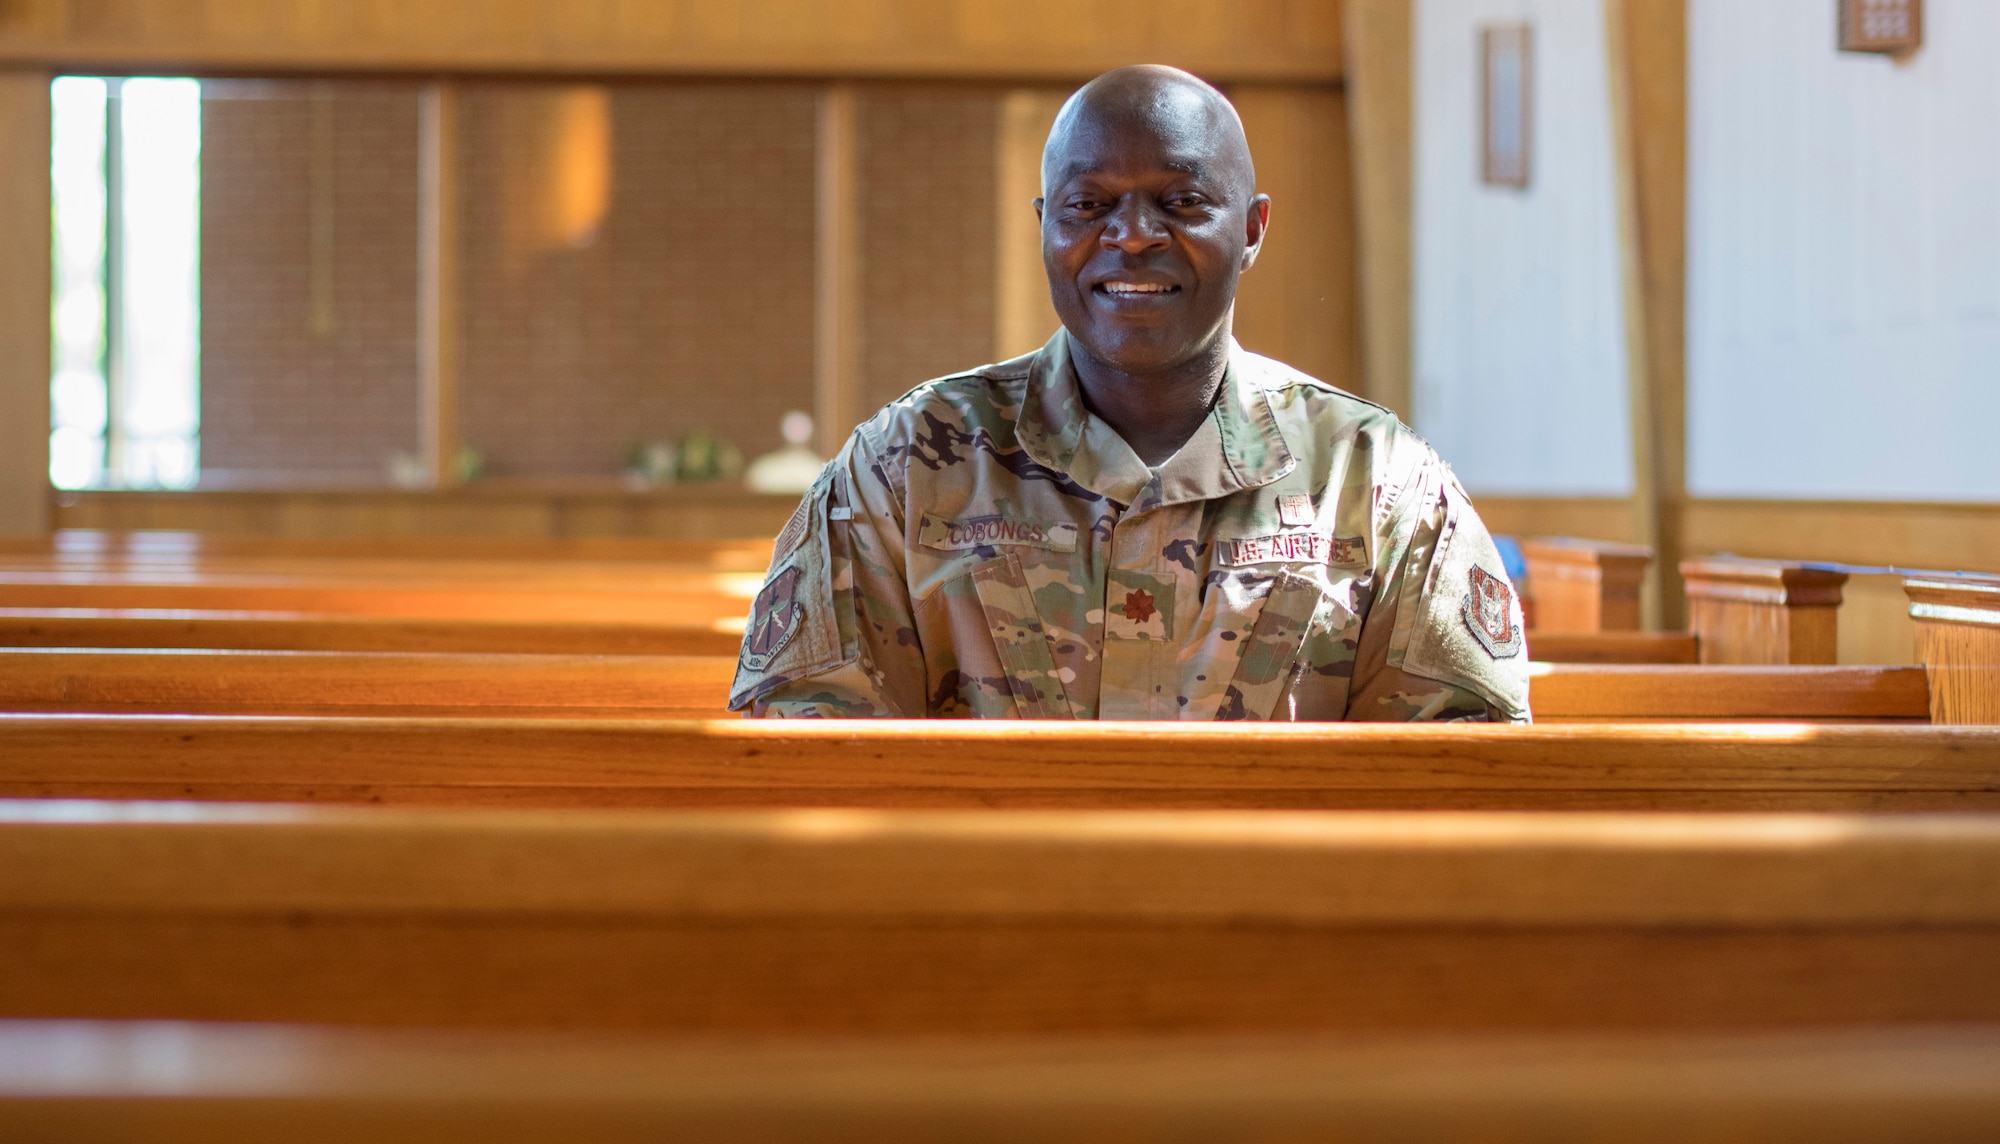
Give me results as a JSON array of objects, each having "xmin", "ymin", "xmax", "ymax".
[
  {"xmin": 1240, "ymin": 194, "xmax": 1272, "ymax": 271},
  {"xmin": 1033, "ymin": 197, "xmax": 1045, "ymax": 222}
]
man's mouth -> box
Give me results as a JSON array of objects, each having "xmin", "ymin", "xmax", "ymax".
[{"xmin": 1094, "ymin": 281, "xmax": 1181, "ymax": 298}]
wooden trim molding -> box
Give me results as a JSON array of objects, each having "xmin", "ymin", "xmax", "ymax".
[
  {"xmin": 0, "ymin": 71, "xmax": 51, "ymax": 538},
  {"xmin": 1340, "ymin": 0, "xmax": 1411, "ymax": 416},
  {"xmin": 813, "ymin": 82, "xmax": 860, "ymax": 456},
  {"xmin": 0, "ymin": 1, "xmax": 1346, "ymax": 82},
  {"xmin": 417, "ymin": 81, "xmax": 462, "ymax": 490}
]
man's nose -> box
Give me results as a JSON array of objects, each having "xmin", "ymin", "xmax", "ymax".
[{"xmin": 1100, "ymin": 196, "xmax": 1170, "ymax": 253}]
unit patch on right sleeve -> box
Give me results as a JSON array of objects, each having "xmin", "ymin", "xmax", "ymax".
[{"xmin": 1460, "ymin": 563, "xmax": 1523, "ymax": 659}]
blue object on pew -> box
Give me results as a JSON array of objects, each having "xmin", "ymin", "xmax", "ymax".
[{"xmin": 1493, "ymin": 535, "xmax": 1528, "ymax": 583}]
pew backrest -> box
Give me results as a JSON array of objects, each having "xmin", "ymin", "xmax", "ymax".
[
  {"xmin": 2, "ymin": 802, "xmax": 1998, "ymax": 1031},
  {"xmin": 1520, "ymin": 538, "xmax": 1652, "ymax": 634},
  {"xmin": 1679, "ymin": 559, "xmax": 1848, "ymax": 665},
  {"xmin": 1, "ymin": 716, "xmax": 1992, "ymax": 810},
  {"xmin": 1906, "ymin": 575, "xmax": 2000, "ymax": 725}
]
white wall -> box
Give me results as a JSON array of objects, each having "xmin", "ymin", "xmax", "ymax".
[
  {"xmin": 1688, "ymin": 0, "xmax": 2000, "ymax": 501},
  {"xmin": 1413, "ymin": 0, "xmax": 1633, "ymax": 496}
]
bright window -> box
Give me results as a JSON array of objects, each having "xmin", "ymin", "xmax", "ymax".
[{"xmin": 49, "ymin": 76, "xmax": 202, "ymax": 490}]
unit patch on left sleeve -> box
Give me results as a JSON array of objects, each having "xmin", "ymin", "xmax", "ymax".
[
  {"xmin": 1461, "ymin": 563, "xmax": 1523, "ymax": 659},
  {"xmin": 741, "ymin": 564, "xmax": 806, "ymax": 672}
]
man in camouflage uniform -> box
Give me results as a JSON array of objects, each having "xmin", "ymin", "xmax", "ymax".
[{"xmin": 731, "ymin": 66, "xmax": 1530, "ymax": 722}]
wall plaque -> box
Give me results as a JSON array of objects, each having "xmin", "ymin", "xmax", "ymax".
[
  {"xmin": 1840, "ymin": 0, "xmax": 1922, "ymax": 55},
  {"xmin": 1481, "ymin": 23, "xmax": 1532, "ymax": 189}
]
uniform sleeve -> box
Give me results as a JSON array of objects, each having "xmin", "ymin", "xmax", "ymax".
[
  {"xmin": 728, "ymin": 428, "xmax": 928, "ymax": 718},
  {"xmin": 1344, "ymin": 461, "xmax": 1532, "ymax": 723}
]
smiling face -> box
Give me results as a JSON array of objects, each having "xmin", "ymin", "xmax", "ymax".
[{"xmin": 1037, "ymin": 70, "xmax": 1268, "ymax": 379}]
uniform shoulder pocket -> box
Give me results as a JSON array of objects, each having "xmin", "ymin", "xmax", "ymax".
[
  {"xmin": 1397, "ymin": 482, "xmax": 1531, "ymax": 720},
  {"xmin": 729, "ymin": 479, "xmax": 852, "ymax": 709}
]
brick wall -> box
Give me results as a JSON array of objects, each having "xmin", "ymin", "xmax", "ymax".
[
  {"xmin": 457, "ymin": 83, "xmax": 819, "ymax": 478},
  {"xmin": 856, "ymin": 88, "xmax": 999, "ymax": 416},
  {"xmin": 198, "ymin": 80, "xmax": 422, "ymax": 485},
  {"xmin": 193, "ymin": 82, "xmax": 1031, "ymax": 484}
]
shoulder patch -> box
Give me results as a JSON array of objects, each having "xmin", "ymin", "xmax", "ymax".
[
  {"xmin": 741, "ymin": 564, "xmax": 806, "ymax": 672},
  {"xmin": 1461, "ymin": 564, "xmax": 1523, "ymax": 658},
  {"xmin": 1394, "ymin": 480, "xmax": 1532, "ymax": 720}
]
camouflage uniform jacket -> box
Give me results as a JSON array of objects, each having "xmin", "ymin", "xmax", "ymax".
[{"xmin": 730, "ymin": 331, "xmax": 1531, "ymax": 722}]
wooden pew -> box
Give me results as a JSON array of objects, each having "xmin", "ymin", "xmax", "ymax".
[
  {"xmin": 1680, "ymin": 559, "xmax": 1848, "ymax": 665},
  {"xmin": 1907, "ymin": 574, "xmax": 2000, "ymax": 725},
  {"xmin": 0, "ymin": 648, "xmax": 1932, "ymax": 724},
  {"xmin": 0, "ymin": 570, "xmax": 757, "ymax": 623},
  {"xmin": 1528, "ymin": 663, "xmax": 1929, "ymax": 722},
  {"xmin": 1526, "ymin": 631, "xmax": 1700, "ymax": 664},
  {"xmin": 5, "ymin": 1020, "xmax": 1998, "ymax": 1141},
  {"xmin": 1520, "ymin": 537, "xmax": 1652, "ymax": 634},
  {"xmin": 1, "ymin": 801, "xmax": 1997, "ymax": 1032},
  {"xmin": 0, "ymin": 716, "xmax": 1991, "ymax": 809},
  {"xmin": 0, "ymin": 648, "xmax": 734, "ymax": 716},
  {"xmin": 0, "ymin": 531, "xmax": 772, "ymax": 624},
  {"xmin": 0, "ymin": 609, "xmax": 746, "ymax": 656},
  {"xmin": 0, "ymin": 529, "xmax": 774, "ymax": 571}
]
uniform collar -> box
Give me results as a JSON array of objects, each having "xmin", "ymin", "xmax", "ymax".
[{"xmin": 1016, "ymin": 329, "xmax": 1297, "ymax": 508}]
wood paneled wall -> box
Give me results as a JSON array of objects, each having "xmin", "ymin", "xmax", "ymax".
[
  {"xmin": 0, "ymin": 0, "xmax": 1343, "ymax": 81},
  {"xmin": 1231, "ymin": 84, "xmax": 1363, "ymax": 396},
  {"xmin": 0, "ymin": 71, "xmax": 50, "ymax": 538},
  {"xmin": 993, "ymin": 89, "xmax": 1065, "ymax": 361},
  {"xmin": 1339, "ymin": 0, "xmax": 1410, "ymax": 416}
]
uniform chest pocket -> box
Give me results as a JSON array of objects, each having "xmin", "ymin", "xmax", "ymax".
[
  {"xmin": 1216, "ymin": 570, "xmax": 1352, "ymax": 721},
  {"xmin": 968, "ymin": 551, "xmax": 1075, "ymax": 720}
]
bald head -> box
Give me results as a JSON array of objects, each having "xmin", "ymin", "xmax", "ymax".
[
  {"xmin": 1033, "ymin": 65, "xmax": 1270, "ymax": 392},
  {"xmin": 1042, "ymin": 65, "xmax": 1255, "ymax": 200}
]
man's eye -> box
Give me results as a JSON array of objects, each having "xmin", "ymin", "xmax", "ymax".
[{"xmin": 1167, "ymin": 194, "xmax": 1206, "ymax": 209}]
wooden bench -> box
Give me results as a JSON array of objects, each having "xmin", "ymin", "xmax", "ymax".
[
  {"xmin": 4, "ymin": 1020, "xmax": 1997, "ymax": 1141},
  {"xmin": 0, "ymin": 571, "xmax": 757, "ymax": 624},
  {"xmin": 1907, "ymin": 574, "xmax": 2000, "ymax": 725},
  {"xmin": 0, "ymin": 529, "xmax": 775, "ymax": 571},
  {"xmin": 0, "ymin": 648, "xmax": 735, "ymax": 716},
  {"xmin": 0, "ymin": 531, "xmax": 772, "ymax": 624},
  {"xmin": 1520, "ymin": 537, "xmax": 1652, "ymax": 634},
  {"xmin": 0, "ymin": 717, "xmax": 1991, "ymax": 809},
  {"xmin": 1, "ymin": 801, "xmax": 1996, "ymax": 1032},
  {"xmin": 0, "ymin": 609, "xmax": 746, "ymax": 656},
  {"xmin": 1527, "ymin": 631, "xmax": 1700, "ymax": 663},
  {"xmin": 1681, "ymin": 559, "xmax": 1849, "ymax": 665},
  {"xmin": 0, "ymin": 648, "xmax": 1934, "ymax": 723}
]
